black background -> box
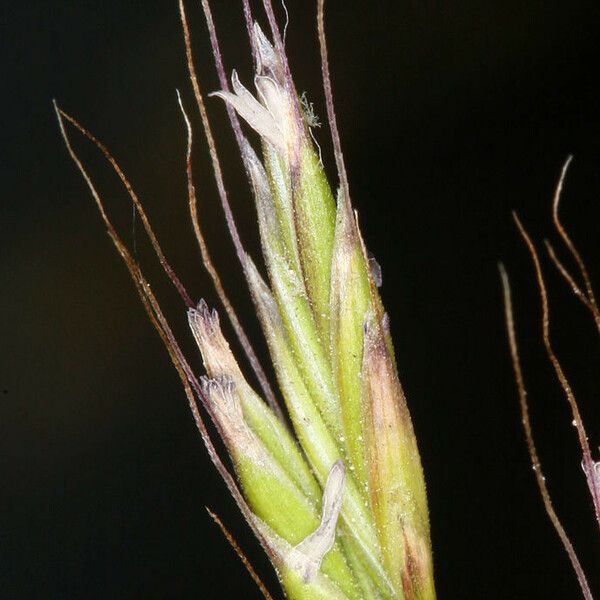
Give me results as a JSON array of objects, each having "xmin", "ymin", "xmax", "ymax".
[{"xmin": 2, "ymin": 1, "xmax": 600, "ymax": 598}]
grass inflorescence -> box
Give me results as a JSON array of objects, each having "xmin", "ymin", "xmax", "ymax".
[{"xmin": 56, "ymin": 2, "xmax": 436, "ymax": 598}]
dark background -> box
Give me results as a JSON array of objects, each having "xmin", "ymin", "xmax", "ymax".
[{"xmin": 2, "ymin": 1, "xmax": 600, "ymax": 598}]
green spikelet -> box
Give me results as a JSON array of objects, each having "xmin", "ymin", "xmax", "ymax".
[
  {"xmin": 61, "ymin": 3, "xmax": 437, "ymax": 597},
  {"xmin": 206, "ymin": 20, "xmax": 436, "ymax": 598}
]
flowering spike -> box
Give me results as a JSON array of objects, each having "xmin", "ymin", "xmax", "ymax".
[
  {"xmin": 65, "ymin": 3, "xmax": 437, "ymax": 597},
  {"xmin": 192, "ymin": 13, "xmax": 436, "ymax": 597}
]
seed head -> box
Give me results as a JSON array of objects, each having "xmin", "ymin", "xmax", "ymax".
[{"xmin": 59, "ymin": 3, "xmax": 437, "ymax": 598}]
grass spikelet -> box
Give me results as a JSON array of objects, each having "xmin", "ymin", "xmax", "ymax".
[{"xmin": 57, "ymin": 2, "xmax": 436, "ymax": 598}]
